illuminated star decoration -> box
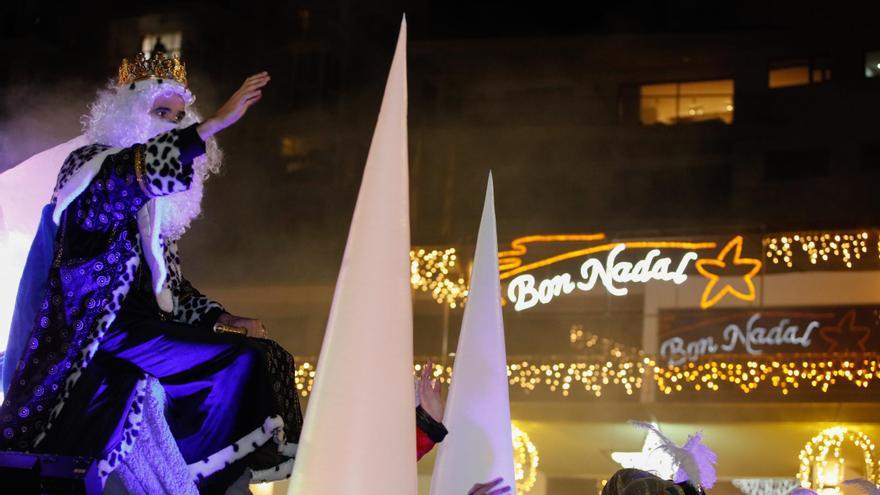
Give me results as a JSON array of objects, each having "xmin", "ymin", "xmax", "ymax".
[
  {"xmin": 695, "ymin": 236, "xmax": 762, "ymax": 309},
  {"xmin": 819, "ymin": 310, "xmax": 871, "ymax": 352},
  {"xmin": 610, "ymin": 422, "xmax": 676, "ymax": 478}
]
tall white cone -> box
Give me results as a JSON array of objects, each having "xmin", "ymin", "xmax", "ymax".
[
  {"xmin": 430, "ymin": 174, "xmax": 516, "ymax": 494},
  {"xmin": 288, "ymin": 18, "xmax": 415, "ymax": 494}
]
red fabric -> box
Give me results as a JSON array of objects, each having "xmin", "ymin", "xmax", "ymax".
[{"xmin": 416, "ymin": 426, "xmax": 436, "ymax": 460}]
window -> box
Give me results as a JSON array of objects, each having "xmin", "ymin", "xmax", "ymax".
[
  {"xmin": 141, "ymin": 32, "xmax": 182, "ymax": 59},
  {"xmin": 640, "ymin": 79, "xmax": 734, "ymax": 125},
  {"xmin": 768, "ymin": 58, "xmax": 831, "ymax": 88},
  {"xmin": 865, "ymin": 50, "xmax": 880, "ymax": 78},
  {"xmin": 769, "ymin": 66, "xmax": 810, "ymax": 88}
]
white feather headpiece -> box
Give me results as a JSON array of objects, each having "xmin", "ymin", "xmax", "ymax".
[{"xmin": 630, "ymin": 421, "xmax": 718, "ymax": 489}]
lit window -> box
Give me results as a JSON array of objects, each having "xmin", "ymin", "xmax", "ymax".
[
  {"xmin": 812, "ymin": 67, "xmax": 831, "ymax": 83},
  {"xmin": 865, "ymin": 50, "xmax": 880, "ymax": 78},
  {"xmin": 769, "ymin": 66, "xmax": 810, "ymax": 88},
  {"xmin": 640, "ymin": 83, "xmax": 677, "ymax": 125},
  {"xmin": 141, "ymin": 32, "xmax": 183, "ymax": 59},
  {"xmin": 640, "ymin": 79, "xmax": 734, "ymax": 125},
  {"xmin": 768, "ymin": 58, "xmax": 831, "ymax": 88}
]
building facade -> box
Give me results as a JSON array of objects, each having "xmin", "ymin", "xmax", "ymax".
[{"xmin": 2, "ymin": 2, "xmax": 880, "ymax": 494}]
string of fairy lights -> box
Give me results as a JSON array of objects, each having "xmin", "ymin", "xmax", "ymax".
[
  {"xmin": 653, "ymin": 355, "xmax": 880, "ymax": 396},
  {"xmin": 764, "ymin": 231, "xmax": 872, "ymax": 269},
  {"xmin": 410, "ymin": 248, "xmax": 469, "ymax": 308},
  {"xmin": 292, "ymin": 362, "xmax": 878, "ymax": 495},
  {"xmin": 512, "ymin": 424, "xmax": 540, "ymax": 493},
  {"xmin": 290, "ymin": 354, "xmax": 880, "ymax": 399},
  {"xmin": 292, "ymin": 326, "xmax": 880, "ymax": 399}
]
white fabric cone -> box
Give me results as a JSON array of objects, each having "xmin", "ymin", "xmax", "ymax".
[
  {"xmin": 430, "ymin": 174, "xmax": 516, "ymax": 494},
  {"xmin": 288, "ymin": 17, "xmax": 416, "ymax": 494}
]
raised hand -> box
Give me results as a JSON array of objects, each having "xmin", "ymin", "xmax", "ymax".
[
  {"xmin": 197, "ymin": 72, "xmax": 270, "ymax": 140},
  {"xmin": 468, "ymin": 478, "xmax": 512, "ymax": 495},
  {"xmin": 418, "ymin": 360, "xmax": 445, "ymax": 422}
]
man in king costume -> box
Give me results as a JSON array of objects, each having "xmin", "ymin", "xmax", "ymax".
[
  {"xmin": 0, "ymin": 53, "xmax": 299, "ymax": 493},
  {"xmin": 0, "ymin": 52, "xmax": 447, "ymax": 494}
]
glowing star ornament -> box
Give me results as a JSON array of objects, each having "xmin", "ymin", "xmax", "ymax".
[
  {"xmin": 819, "ymin": 310, "xmax": 871, "ymax": 352},
  {"xmin": 611, "ymin": 422, "xmax": 676, "ymax": 479},
  {"xmin": 695, "ymin": 235, "xmax": 762, "ymax": 309}
]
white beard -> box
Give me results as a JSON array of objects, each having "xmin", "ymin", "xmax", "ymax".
[
  {"xmin": 146, "ymin": 120, "xmax": 210, "ymax": 240},
  {"xmin": 82, "ymin": 82, "xmax": 221, "ymax": 240},
  {"xmin": 123, "ymin": 119, "xmax": 209, "ymax": 241}
]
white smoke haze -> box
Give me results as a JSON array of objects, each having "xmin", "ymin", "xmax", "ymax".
[{"xmin": 0, "ymin": 80, "xmax": 93, "ymax": 174}]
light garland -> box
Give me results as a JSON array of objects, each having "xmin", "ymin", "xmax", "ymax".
[
  {"xmin": 293, "ymin": 360, "xmax": 649, "ymax": 398},
  {"xmin": 292, "ymin": 355, "xmax": 880, "ymax": 398},
  {"xmin": 295, "ymin": 358, "xmax": 650, "ymax": 398},
  {"xmin": 294, "ymin": 361, "xmax": 316, "ymax": 397},
  {"xmin": 512, "ymin": 424, "xmax": 540, "ymax": 493},
  {"xmin": 508, "ymin": 359, "xmax": 648, "ymax": 398},
  {"xmin": 764, "ymin": 232, "xmax": 870, "ymax": 269},
  {"xmin": 654, "ymin": 355, "xmax": 880, "ymax": 396},
  {"xmin": 797, "ymin": 426, "xmax": 878, "ymax": 490},
  {"xmin": 410, "ymin": 248, "xmax": 469, "ymax": 309}
]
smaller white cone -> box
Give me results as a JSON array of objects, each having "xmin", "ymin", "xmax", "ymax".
[{"xmin": 430, "ymin": 173, "xmax": 516, "ymax": 494}]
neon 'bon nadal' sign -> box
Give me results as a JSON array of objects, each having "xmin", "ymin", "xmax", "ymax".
[{"xmin": 498, "ymin": 234, "xmax": 762, "ymax": 311}]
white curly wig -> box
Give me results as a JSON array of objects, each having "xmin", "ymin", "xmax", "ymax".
[{"xmin": 81, "ymin": 79, "xmax": 222, "ymax": 240}]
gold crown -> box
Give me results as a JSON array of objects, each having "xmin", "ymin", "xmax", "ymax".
[{"xmin": 118, "ymin": 52, "xmax": 188, "ymax": 87}]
